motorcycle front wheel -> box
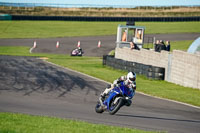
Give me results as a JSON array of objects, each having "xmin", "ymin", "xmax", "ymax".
[{"xmin": 108, "ymin": 97, "xmax": 123, "ymax": 115}]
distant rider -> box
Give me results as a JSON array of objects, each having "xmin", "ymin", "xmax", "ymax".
[{"xmin": 101, "ymin": 72, "xmax": 136, "ymax": 99}]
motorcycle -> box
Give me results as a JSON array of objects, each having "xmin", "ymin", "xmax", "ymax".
[
  {"xmin": 71, "ymin": 48, "xmax": 83, "ymax": 56},
  {"xmin": 95, "ymin": 82, "xmax": 135, "ymax": 115}
]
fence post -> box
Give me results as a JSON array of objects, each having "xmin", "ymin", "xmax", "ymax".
[{"xmin": 167, "ymin": 53, "xmax": 173, "ymax": 81}]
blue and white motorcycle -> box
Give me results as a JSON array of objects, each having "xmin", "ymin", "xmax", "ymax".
[{"xmin": 95, "ymin": 82, "xmax": 135, "ymax": 115}]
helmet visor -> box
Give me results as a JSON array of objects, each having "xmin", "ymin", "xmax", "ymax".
[{"xmin": 129, "ymin": 77, "xmax": 135, "ymax": 81}]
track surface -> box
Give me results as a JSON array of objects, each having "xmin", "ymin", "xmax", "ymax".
[
  {"xmin": 0, "ymin": 33, "xmax": 200, "ymax": 57},
  {"xmin": 0, "ymin": 34, "xmax": 200, "ymax": 133},
  {"xmin": 0, "ymin": 56, "xmax": 200, "ymax": 133}
]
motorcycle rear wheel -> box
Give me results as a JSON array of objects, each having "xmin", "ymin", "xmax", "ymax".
[{"xmin": 95, "ymin": 102, "xmax": 104, "ymax": 113}]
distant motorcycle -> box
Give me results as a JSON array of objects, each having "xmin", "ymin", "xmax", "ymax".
[
  {"xmin": 95, "ymin": 82, "xmax": 134, "ymax": 115},
  {"xmin": 71, "ymin": 48, "xmax": 83, "ymax": 56}
]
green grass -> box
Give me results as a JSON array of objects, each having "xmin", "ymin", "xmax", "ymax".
[
  {"xmin": 0, "ymin": 21, "xmax": 200, "ymax": 38},
  {"xmin": 137, "ymin": 76, "xmax": 200, "ymax": 106},
  {"xmin": 141, "ymin": 22, "xmax": 200, "ymax": 34},
  {"xmin": 0, "ymin": 112, "xmax": 158, "ymax": 133},
  {"xmin": 0, "ymin": 21, "xmax": 121, "ymax": 38},
  {"xmin": 170, "ymin": 40, "xmax": 193, "ymax": 51},
  {"xmin": 48, "ymin": 56, "xmax": 200, "ymax": 107},
  {"xmin": 0, "ymin": 21, "xmax": 199, "ymax": 133},
  {"xmin": 0, "ymin": 46, "xmax": 200, "ymax": 107}
]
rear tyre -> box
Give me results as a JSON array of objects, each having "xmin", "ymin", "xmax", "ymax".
[
  {"xmin": 108, "ymin": 97, "xmax": 123, "ymax": 115},
  {"xmin": 95, "ymin": 102, "xmax": 104, "ymax": 113}
]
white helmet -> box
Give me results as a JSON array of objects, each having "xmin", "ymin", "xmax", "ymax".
[{"xmin": 127, "ymin": 72, "xmax": 136, "ymax": 82}]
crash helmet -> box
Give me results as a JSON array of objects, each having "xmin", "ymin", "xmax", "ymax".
[{"xmin": 127, "ymin": 72, "xmax": 136, "ymax": 82}]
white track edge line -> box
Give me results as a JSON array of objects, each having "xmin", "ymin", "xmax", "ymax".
[{"xmin": 42, "ymin": 59, "xmax": 200, "ymax": 110}]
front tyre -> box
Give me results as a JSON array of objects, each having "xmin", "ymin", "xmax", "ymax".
[
  {"xmin": 108, "ymin": 97, "xmax": 123, "ymax": 115},
  {"xmin": 95, "ymin": 102, "xmax": 104, "ymax": 113}
]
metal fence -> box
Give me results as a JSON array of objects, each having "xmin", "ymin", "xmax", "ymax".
[{"xmin": 10, "ymin": 15, "xmax": 200, "ymax": 21}]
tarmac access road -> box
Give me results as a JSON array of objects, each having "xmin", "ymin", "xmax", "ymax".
[
  {"xmin": 0, "ymin": 33, "xmax": 200, "ymax": 57},
  {"xmin": 0, "ymin": 55, "xmax": 200, "ymax": 133}
]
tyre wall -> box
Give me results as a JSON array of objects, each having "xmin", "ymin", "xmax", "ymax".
[
  {"xmin": 103, "ymin": 55, "xmax": 165, "ymax": 80},
  {"xmin": 115, "ymin": 47, "xmax": 169, "ymax": 80}
]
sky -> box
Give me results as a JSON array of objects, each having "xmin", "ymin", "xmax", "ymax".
[{"xmin": 1, "ymin": 0, "xmax": 200, "ymax": 7}]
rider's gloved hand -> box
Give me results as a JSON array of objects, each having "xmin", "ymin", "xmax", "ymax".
[{"xmin": 132, "ymin": 84, "xmax": 136, "ymax": 90}]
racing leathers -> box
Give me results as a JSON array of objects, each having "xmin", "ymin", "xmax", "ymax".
[{"xmin": 101, "ymin": 75, "xmax": 136, "ymax": 97}]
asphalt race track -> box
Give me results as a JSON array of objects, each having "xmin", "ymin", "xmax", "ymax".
[
  {"xmin": 0, "ymin": 33, "xmax": 200, "ymax": 57},
  {"xmin": 0, "ymin": 34, "xmax": 200, "ymax": 133}
]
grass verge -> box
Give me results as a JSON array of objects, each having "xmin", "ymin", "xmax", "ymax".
[
  {"xmin": 0, "ymin": 21, "xmax": 200, "ymax": 38},
  {"xmin": 0, "ymin": 112, "xmax": 158, "ymax": 133},
  {"xmin": 0, "ymin": 46, "xmax": 200, "ymax": 107}
]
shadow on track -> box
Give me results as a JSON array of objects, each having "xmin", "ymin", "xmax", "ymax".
[
  {"xmin": 116, "ymin": 114, "xmax": 200, "ymax": 124},
  {"xmin": 0, "ymin": 56, "xmax": 100, "ymax": 97}
]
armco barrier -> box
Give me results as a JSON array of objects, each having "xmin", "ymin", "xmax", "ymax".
[{"xmin": 103, "ymin": 55, "xmax": 165, "ymax": 80}]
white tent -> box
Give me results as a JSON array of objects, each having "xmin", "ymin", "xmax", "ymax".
[{"xmin": 187, "ymin": 37, "xmax": 200, "ymax": 54}]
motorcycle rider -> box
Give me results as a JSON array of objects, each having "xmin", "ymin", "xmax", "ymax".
[{"xmin": 101, "ymin": 72, "xmax": 136, "ymax": 99}]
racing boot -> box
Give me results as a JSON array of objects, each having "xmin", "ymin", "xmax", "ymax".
[
  {"xmin": 101, "ymin": 87, "xmax": 110, "ymax": 100},
  {"xmin": 100, "ymin": 92, "xmax": 106, "ymax": 101}
]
